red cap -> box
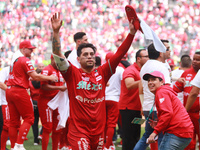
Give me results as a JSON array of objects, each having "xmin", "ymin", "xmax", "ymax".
[
  {"xmin": 19, "ymin": 40, "xmax": 36, "ymax": 49},
  {"xmin": 105, "ymin": 52, "xmax": 114, "ymax": 61},
  {"xmin": 143, "ymin": 71, "xmax": 165, "ymax": 83},
  {"xmin": 167, "ymin": 59, "xmax": 175, "ymax": 66}
]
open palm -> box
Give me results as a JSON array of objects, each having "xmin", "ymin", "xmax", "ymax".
[{"xmin": 51, "ymin": 13, "xmax": 62, "ymax": 33}]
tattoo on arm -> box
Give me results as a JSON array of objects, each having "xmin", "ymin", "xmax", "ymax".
[{"xmin": 52, "ymin": 37, "xmax": 61, "ymax": 54}]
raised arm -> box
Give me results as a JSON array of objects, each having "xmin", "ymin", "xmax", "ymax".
[
  {"xmin": 109, "ymin": 20, "xmax": 136, "ymax": 72},
  {"xmin": 51, "ymin": 13, "xmax": 70, "ymax": 71},
  {"xmin": 51, "ymin": 13, "xmax": 65, "ymax": 58}
]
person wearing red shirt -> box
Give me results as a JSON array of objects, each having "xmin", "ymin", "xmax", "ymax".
[
  {"xmin": 143, "ymin": 71, "xmax": 193, "ymax": 150},
  {"xmin": 51, "ymin": 13, "xmax": 136, "ymax": 149},
  {"xmin": 173, "ymin": 51, "xmax": 200, "ymax": 150},
  {"xmin": 6, "ymin": 40, "xmax": 57, "ymax": 150},
  {"xmin": 118, "ymin": 49, "xmax": 148, "ymax": 150},
  {"xmin": 38, "ymin": 55, "xmax": 67, "ymax": 150}
]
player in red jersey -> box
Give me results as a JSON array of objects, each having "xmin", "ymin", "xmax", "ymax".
[
  {"xmin": 173, "ymin": 51, "xmax": 200, "ymax": 150},
  {"xmin": 51, "ymin": 12, "xmax": 136, "ymax": 149},
  {"xmin": 6, "ymin": 40, "xmax": 57, "ymax": 150},
  {"xmin": 38, "ymin": 54, "xmax": 67, "ymax": 150}
]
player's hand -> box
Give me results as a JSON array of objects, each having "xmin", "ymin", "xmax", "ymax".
[
  {"xmin": 49, "ymin": 75, "xmax": 58, "ymax": 82},
  {"xmin": 51, "ymin": 12, "xmax": 62, "ymax": 33},
  {"xmin": 149, "ymin": 119, "xmax": 158, "ymax": 128},
  {"xmin": 147, "ymin": 133, "xmax": 157, "ymax": 144},
  {"xmin": 141, "ymin": 109, "xmax": 144, "ymax": 116},
  {"xmin": 59, "ymin": 86, "xmax": 67, "ymax": 91},
  {"xmin": 129, "ymin": 20, "xmax": 137, "ymax": 35},
  {"xmin": 177, "ymin": 77, "xmax": 186, "ymax": 85}
]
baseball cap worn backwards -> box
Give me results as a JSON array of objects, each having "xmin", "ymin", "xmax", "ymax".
[
  {"xmin": 143, "ymin": 71, "xmax": 165, "ymax": 83},
  {"xmin": 19, "ymin": 40, "xmax": 36, "ymax": 49}
]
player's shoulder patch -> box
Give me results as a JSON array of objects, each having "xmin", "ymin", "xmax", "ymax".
[{"xmin": 159, "ymin": 98, "xmax": 165, "ymax": 103}]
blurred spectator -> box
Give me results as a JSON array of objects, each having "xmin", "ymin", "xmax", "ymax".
[
  {"xmin": 0, "ymin": 0, "xmax": 199, "ymax": 68},
  {"xmin": 167, "ymin": 58, "xmax": 175, "ymax": 71}
]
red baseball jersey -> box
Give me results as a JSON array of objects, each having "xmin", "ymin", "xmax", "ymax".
[
  {"xmin": 154, "ymin": 85, "xmax": 193, "ymax": 138},
  {"xmin": 7, "ymin": 56, "xmax": 35, "ymax": 89},
  {"xmin": 119, "ymin": 63, "xmax": 141, "ymax": 111},
  {"xmin": 40, "ymin": 64, "xmax": 64, "ymax": 99},
  {"xmin": 61, "ymin": 63, "xmax": 112, "ymax": 136},
  {"xmin": 58, "ymin": 33, "xmax": 134, "ymax": 136},
  {"xmin": 173, "ymin": 67, "xmax": 199, "ymax": 113}
]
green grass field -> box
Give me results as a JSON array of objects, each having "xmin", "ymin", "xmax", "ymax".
[{"xmin": 5, "ymin": 127, "xmax": 148, "ymax": 150}]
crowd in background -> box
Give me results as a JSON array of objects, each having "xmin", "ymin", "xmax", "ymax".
[{"xmin": 0, "ymin": 0, "xmax": 200, "ymax": 68}]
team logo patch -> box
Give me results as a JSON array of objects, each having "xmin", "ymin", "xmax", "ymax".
[
  {"xmin": 96, "ymin": 75, "xmax": 102, "ymax": 81},
  {"xmin": 159, "ymin": 98, "xmax": 165, "ymax": 103}
]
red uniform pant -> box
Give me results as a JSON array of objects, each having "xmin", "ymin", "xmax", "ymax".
[
  {"xmin": 68, "ymin": 122, "xmax": 104, "ymax": 150},
  {"xmin": 185, "ymin": 112, "xmax": 200, "ymax": 150},
  {"xmin": 6, "ymin": 86, "xmax": 34, "ymax": 148},
  {"xmin": 105, "ymin": 100, "xmax": 119, "ymax": 148},
  {"xmin": 38, "ymin": 98, "xmax": 61, "ymax": 150}
]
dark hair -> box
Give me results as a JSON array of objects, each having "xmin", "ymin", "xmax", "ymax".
[
  {"xmin": 95, "ymin": 56, "xmax": 101, "ymax": 67},
  {"xmin": 73, "ymin": 32, "xmax": 86, "ymax": 42},
  {"xmin": 120, "ymin": 60, "xmax": 130, "ymax": 68},
  {"xmin": 161, "ymin": 39, "xmax": 169, "ymax": 43},
  {"xmin": 181, "ymin": 55, "xmax": 191, "ymax": 68},
  {"xmin": 64, "ymin": 50, "xmax": 72, "ymax": 59},
  {"xmin": 77, "ymin": 43, "xmax": 96, "ymax": 57},
  {"xmin": 35, "ymin": 68, "xmax": 42, "ymax": 74},
  {"xmin": 135, "ymin": 49, "xmax": 146, "ymax": 61},
  {"xmin": 195, "ymin": 51, "xmax": 200, "ymax": 55},
  {"xmin": 147, "ymin": 43, "xmax": 160, "ymax": 59}
]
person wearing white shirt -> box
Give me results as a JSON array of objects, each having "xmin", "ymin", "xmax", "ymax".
[{"xmin": 68, "ymin": 32, "xmax": 88, "ymax": 68}]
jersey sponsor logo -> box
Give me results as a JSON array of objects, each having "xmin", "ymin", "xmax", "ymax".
[
  {"xmin": 77, "ymin": 138, "xmax": 88, "ymax": 150},
  {"xmin": 185, "ymin": 76, "xmax": 192, "ymax": 80},
  {"xmin": 82, "ymin": 76, "xmax": 90, "ymax": 81},
  {"xmin": 159, "ymin": 98, "xmax": 165, "ymax": 103},
  {"xmin": 77, "ymin": 81, "xmax": 102, "ymax": 91},
  {"xmin": 8, "ymin": 74, "xmax": 14, "ymax": 79},
  {"xmin": 76, "ymin": 95, "xmax": 104, "ymax": 104},
  {"xmin": 42, "ymin": 70, "xmax": 48, "ymax": 76},
  {"xmin": 184, "ymin": 80, "xmax": 192, "ymax": 88},
  {"xmin": 96, "ymin": 75, "xmax": 102, "ymax": 81},
  {"xmin": 95, "ymin": 72, "xmax": 99, "ymax": 76}
]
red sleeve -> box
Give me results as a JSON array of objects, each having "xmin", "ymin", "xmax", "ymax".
[
  {"xmin": 22, "ymin": 58, "xmax": 35, "ymax": 74},
  {"xmin": 123, "ymin": 66, "xmax": 136, "ymax": 79},
  {"xmin": 173, "ymin": 81, "xmax": 184, "ymax": 93},
  {"xmin": 173, "ymin": 73, "xmax": 184, "ymax": 93},
  {"xmin": 153, "ymin": 91, "xmax": 173, "ymax": 135},
  {"xmin": 109, "ymin": 33, "xmax": 134, "ymax": 74},
  {"xmin": 101, "ymin": 33, "xmax": 134, "ymax": 83}
]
